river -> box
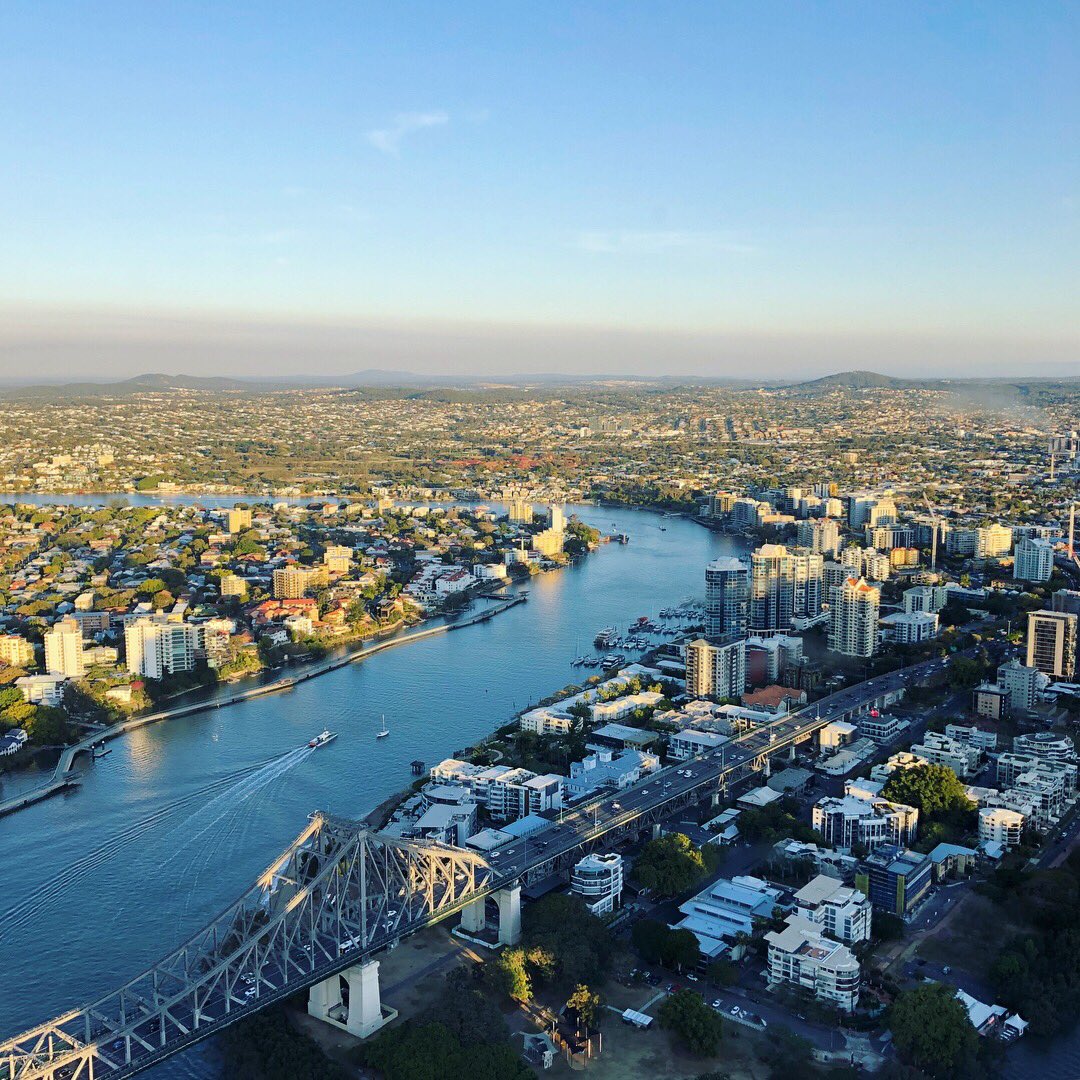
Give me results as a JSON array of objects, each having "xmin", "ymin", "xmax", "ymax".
[
  {"xmin": 0, "ymin": 499, "xmax": 1074, "ymax": 1079},
  {"xmin": 0, "ymin": 504, "xmax": 740, "ymax": 1077}
]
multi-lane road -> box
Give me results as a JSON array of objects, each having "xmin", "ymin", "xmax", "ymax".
[{"xmin": 485, "ymin": 655, "xmax": 950, "ymax": 886}]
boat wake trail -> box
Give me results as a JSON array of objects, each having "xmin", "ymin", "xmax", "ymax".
[{"xmin": 0, "ymin": 747, "xmax": 313, "ymax": 942}]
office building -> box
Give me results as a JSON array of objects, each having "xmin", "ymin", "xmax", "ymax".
[
  {"xmin": 44, "ymin": 617, "xmax": 85, "ymax": 678},
  {"xmin": 1052, "ymin": 589, "xmax": 1080, "ymax": 617},
  {"xmin": 750, "ymin": 544, "xmax": 823, "ymax": 633},
  {"xmin": 1026, "ymin": 610, "xmax": 1076, "ymax": 679},
  {"xmin": 766, "ymin": 915, "xmax": 861, "ymax": 1012},
  {"xmin": 793, "ymin": 874, "xmax": 872, "ymax": 944},
  {"xmin": 571, "ymin": 853, "xmax": 624, "ymax": 915},
  {"xmin": 685, "ymin": 637, "xmax": 746, "ymax": 700},
  {"xmin": 978, "ymin": 807, "xmax": 1025, "ymax": 850},
  {"xmin": 812, "ymin": 794, "xmax": 918, "ymax": 853},
  {"xmin": 856, "ymin": 846, "xmax": 932, "ymax": 916},
  {"xmin": 1014, "ymin": 537, "xmax": 1054, "ymax": 583},
  {"xmin": 124, "ymin": 617, "xmax": 200, "ymax": 680},
  {"xmin": 704, "ymin": 557, "xmax": 750, "ymax": 638},
  {"xmin": 829, "ymin": 577, "xmax": 880, "ymax": 658},
  {"xmin": 0, "ymin": 634, "xmax": 35, "ymax": 668}
]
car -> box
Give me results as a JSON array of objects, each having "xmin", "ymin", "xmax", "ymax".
[
  {"xmin": 506, "ymin": 849, "xmax": 516, "ymax": 856},
  {"xmin": 712, "ymin": 999, "xmax": 723, "ymax": 1009},
  {"xmin": 612, "ymin": 801, "xmax": 621, "ymax": 809},
  {"xmin": 686, "ymin": 973, "xmax": 699, "ymax": 982},
  {"xmin": 729, "ymin": 1005, "xmax": 740, "ymax": 1015}
]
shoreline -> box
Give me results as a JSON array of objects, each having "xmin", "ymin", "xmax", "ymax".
[{"xmin": 0, "ymin": 592, "xmax": 528, "ymax": 822}]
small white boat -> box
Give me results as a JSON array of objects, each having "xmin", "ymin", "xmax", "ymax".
[
  {"xmin": 376, "ymin": 716, "xmax": 390, "ymax": 739},
  {"xmin": 308, "ymin": 730, "xmax": 337, "ymax": 749}
]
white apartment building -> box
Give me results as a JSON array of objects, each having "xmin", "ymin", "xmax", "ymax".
[
  {"xmin": 829, "ymin": 577, "xmax": 880, "ymax": 658},
  {"xmin": 909, "ymin": 732, "xmax": 981, "ymax": 778},
  {"xmin": 902, "ymin": 585, "xmax": 948, "ymax": 615},
  {"xmin": 44, "ymin": 617, "xmax": 84, "ymax": 678},
  {"xmin": 978, "ymin": 807, "xmax": 1025, "ymax": 850},
  {"xmin": 749, "ymin": 544, "xmax": 824, "ymax": 633},
  {"xmin": 668, "ymin": 729, "xmax": 729, "ymax": 760},
  {"xmin": 571, "ymin": 853, "xmax": 624, "ymax": 915},
  {"xmin": 793, "ymin": 874, "xmax": 872, "ymax": 944},
  {"xmin": 997, "ymin": 659, "xmax": 1041, "ymax": 712},
  {"xmin": 427, "ymin": 760, "xmax": 563, "ymax": 821},
  {"xmin": 685, "ymin": 637, "xmax": 746, "ymax": 699},
  {"xmin": 124, "ymin": 617, "xmax": 202, "ymax": 680},
  {"xmin": 1014, "ymin": 537, "xmax": 1054, "ymax": 583},
  {"xmin": 766, "ymin": 914, "xmax": 861, "ymax": 1012},
  {"xmin": 859, "ymin": 713, "xmax": 909, "ymax": 744},
  {"xmin": 15, "ymin": 674, "xmax": 67, "ymax": 706},
  {"xmin": 879, "ymin": 611, "xmax": 939, "ymax": 645},
  {"xmin": 812, "ymin": 794, "xmax": 919, "ymax": 853},
  {"xmin": 945, "ymin": 724, "xmax": 998, "ymax": 752},
  {"xmin": 1013, "ymin": 731, "xmax": 1076, "ymax": 764}
]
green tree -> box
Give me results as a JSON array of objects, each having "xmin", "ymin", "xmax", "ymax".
[
  {"xmin": 889, "ymin": 983, "xmax": 978, "ymax": 1078},
  {"xmin": 522, "ymin": 894, "xmax": 614, "ymax": 988},
  {"xmin": 658, "ymin": 989, "xmax": 724, "ymax": 1056},
  {"xmin": 633, "ymin": 833, "xmax": 709, "ymax": 896},
  {"xmin": 882, "ymin": 764, "xmax": 975, "ymax": 820},
  {"xmin": 566, "ymin": 984, "xmax": 601, "ymax": 1030}
]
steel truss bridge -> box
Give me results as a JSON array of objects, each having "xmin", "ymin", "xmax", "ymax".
[
  {"xmin": 0, "ymin": 816, "xmax": 495, "ymax": 1080},
  {"xmin": 0, "ymin": 661, "xmax": 918, "ymax": 1080}
]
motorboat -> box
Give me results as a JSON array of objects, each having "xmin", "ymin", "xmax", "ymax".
[{"xmin": 308, "ymin": 730, "xmax": 337, "ymax": 748}]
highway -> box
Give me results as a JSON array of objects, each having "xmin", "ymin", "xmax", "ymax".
[{"xmin": 484, "ymin": 655, "xmax": 946, "ymax": 886}]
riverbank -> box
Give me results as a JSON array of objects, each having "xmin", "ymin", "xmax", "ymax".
[{"xmin": 0, "ymin": 592, "xmax": 527, "ymax": 821}]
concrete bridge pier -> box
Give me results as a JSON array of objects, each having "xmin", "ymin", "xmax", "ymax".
[
  {"xmin": 455, "ymin": 884, "xmax": 522, "ymax": 946},
  {"xmin": 496, "ymin": 884, "xmax": 522, "ymax": 945},
  {"xmin": 460, "ymin": 896, "xmax": 486, "ymax": 934},
  {"xmin": 307, "ymin": 959, "xmax": 396, "ymax": 1039}
]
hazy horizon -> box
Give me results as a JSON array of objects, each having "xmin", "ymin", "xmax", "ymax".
[{"xmin": 1, "ymin": 5, "xmax": 1076, "ymax": 382}]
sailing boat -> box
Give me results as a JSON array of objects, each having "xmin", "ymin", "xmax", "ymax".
[{"xmin": 376, "ymin": 715, "xmax": 389, "ymax": 739}]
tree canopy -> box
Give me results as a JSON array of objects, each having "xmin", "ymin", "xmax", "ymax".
[
  {"xmin": 658, "ymin": 989, "xmax": 724, "ymax": 1057},
  {"xmin": 632, "ymin": 919, "xmax": 702, "ymax": 970},
  {"xmin": 889, "ymin": 983, "xmax": 978, "ymax": 1078},
  {"xmin": 882, "ymin": 764, "xmax": 974, "ymax": 820},
  {"xmin": 632, "ymin": 833, "xmax": 711, "ymax": 896}
]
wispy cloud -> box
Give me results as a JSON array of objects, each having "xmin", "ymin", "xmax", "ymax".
[
  {"xmin": 366, "ymin": 111, "xmax": 449, "ymax": 155},
  {"xmin": 575, "ymin": 230, "xmax": 757, "ymax": 256}
]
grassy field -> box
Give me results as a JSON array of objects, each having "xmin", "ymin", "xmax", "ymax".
[{"xmin": 916, "ymin": 891, "xmax": 1026, "ymax": 979}]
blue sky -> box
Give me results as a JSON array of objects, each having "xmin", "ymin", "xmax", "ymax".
[{"xmin": 1, "ymin": 3, "xmax": 1076, "ymax": 377}]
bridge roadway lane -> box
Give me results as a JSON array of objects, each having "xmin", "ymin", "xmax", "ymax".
[{"xmin": 484, "ymin": 656, "xmax": 945, "ymax": 885}]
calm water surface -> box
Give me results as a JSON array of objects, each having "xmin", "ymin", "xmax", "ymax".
[{"xmin": 0, "ymin": 505, "xmax": 739, "ymax": 1076}]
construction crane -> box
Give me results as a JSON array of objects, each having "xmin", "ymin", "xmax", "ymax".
[{"xmin": 922, "ymin": 490, "xmax": 942, "ymax": 571}]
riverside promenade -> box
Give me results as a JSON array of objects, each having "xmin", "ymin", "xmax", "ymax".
[{"xmin": 0, "ymin": 592, "xmax": 527, "ymax": 820}]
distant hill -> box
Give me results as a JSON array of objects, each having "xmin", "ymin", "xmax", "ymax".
[{"xmin": 784, "ymin": 370, "xmax": 926, "ymax": 392}]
